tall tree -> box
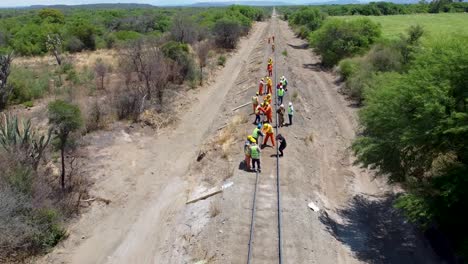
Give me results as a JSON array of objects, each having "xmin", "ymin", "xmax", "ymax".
[{"xmin": 48, "ymin": 100, "xmax": 83, "ymax": 190}]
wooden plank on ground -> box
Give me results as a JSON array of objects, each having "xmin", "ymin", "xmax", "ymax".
[
  {"xmin": 231, "ymin": 102, "xmax": 250, "ymax": 111},
  {"xmin": 186, "ymin": 186, "xmax": 223, "ymax": 204}
]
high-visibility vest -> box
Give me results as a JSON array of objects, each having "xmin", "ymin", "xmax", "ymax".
[
  {"xmin": 250, "ymin": 145, "xmax": 260, "ymax": 159},
  {"xmin": 252, "ymin": 128, "xmax": 260, "ymax": 138},
  {"xmin": 288, "ymin": 106, "xmax": 294, "ymax": 115},
  {"xmin": 252, "ymin": 96, "xmax": 258, "ymax": 104},
  {"xmin": 278, "ymin": 89, "xmax": 284, "ymax": 97},
  {"xmin": 255, "ymin": 106, "xmax": 261, "ymax": 114}
]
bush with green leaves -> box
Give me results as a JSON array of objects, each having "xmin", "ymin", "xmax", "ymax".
[
  {"xmin": 48, "ymin": 100, "xmax": 83, "ymax": 190},
  {"xmin": 310, "ymin": 18, "xmax": 381, "ymax": 67},
  {"xmin": 289, "ymin": 7, "xmax": 326, "ymax": 38},
  {"xmin": 353, "ymin": 37, "xmax": 468, "ymax": 257},
  {"xmin": 213, "ymin": 18, "xmax": 242, "ymax": 49}
]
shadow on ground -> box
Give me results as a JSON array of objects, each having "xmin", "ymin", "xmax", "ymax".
[
  {"xmin": 303, "ymin": 63, "xmax": 325, "ymax": 72},
  {"xmin": 319, "ymin": 194, "xmax": 441, "ymax": 264},
  {"xmin": 288, "ymin": 43, "xmax": 309, "ymax": 49}
]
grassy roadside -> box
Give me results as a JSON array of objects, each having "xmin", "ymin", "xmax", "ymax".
[{"xmin": 336, "ymin": 13, "xmax": 468, "ymax": 40}]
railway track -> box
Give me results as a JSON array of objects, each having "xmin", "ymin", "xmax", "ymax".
[{"xmin": 246, "ymin": 10, "xmax": 284, "ymax": 264}]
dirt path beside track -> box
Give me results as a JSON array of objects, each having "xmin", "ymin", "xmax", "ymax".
[{"xmin": 41, "ymin": 13, "xmax": 440, "ymax": 264}]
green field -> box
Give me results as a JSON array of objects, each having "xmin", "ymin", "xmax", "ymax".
[{"xmin": 337, "ymin": 13, "xmax": 468, "ymax": 40}]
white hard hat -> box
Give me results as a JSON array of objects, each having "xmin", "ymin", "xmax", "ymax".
[
  {"xmin": 289, "ymin": 102, "xmax": 292, "ymax": 106},
  {"xmin": 280, "ymin": 104, "xmax": 284, "ymax": 107}
]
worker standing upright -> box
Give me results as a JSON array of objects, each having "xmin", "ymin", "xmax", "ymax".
[
  {"xmin": 277, "ymin": 104, "xmax": 285, "ymax": 127},
  {"xmin": 254, "ymin": 104, "xmax": 262, "ymax": 125},
  {"xmin": 267, "ymin": 63, "xmax": 273, "ymax": 77},
  {"xmin": 266, "ymin": 77, "xmax": 273, "ymax": 95},
  {"xmin": 262, "ymin": 123, "xmax": 275, "ymax": 147},
  {"xmin": 250, "ymin": 141, "xmax": 261, "ymax": 172},
  {"xmin": 278, "ymin": 85, "xmax": 285, "ymax": 105},
  {"xmin": 272, "ymin": 35, "xmax": 275, "ymax": 43},
  {"xmin": 281, "ymin": 76, "xmax": 288, "ymax": 91},
  {"xmin": 258, "ymin": 78, "xmax": 265, "ymax": 95},
  {"xmin": 252, "ymin": 92, "xmax": 259, "ymax": 114},
  {"xmin": 288, "ymin": 102, "xmax": 294, "ymax": 126},
  {"xmin": 244, "ymin": 136, "xmax": 254, "ymax": 170}
]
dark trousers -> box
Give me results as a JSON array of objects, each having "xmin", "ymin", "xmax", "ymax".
[
  {"xmin": 252, "ymin": 159, "xmax": 261, "ymax": 171},
  {"xmin": 279, "ymin": 144, "xmax": 286, "ymax": 156},
  {"xmin": 278, "ymin": 96, "xmax": 283, "ymax": 105},
  {"xmin": 254, "ymin": 114, "xmax": 261, "ymax": 124},
  {"xmin": 288, "ymin": 114, "xmax": 293, "ymax": 125}
]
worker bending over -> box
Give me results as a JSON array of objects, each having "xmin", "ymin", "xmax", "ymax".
[
  {"xmin": 262, "ymin": 102, "xmax": 273, "ymax": 124},
  {"xmin": 276, "ymin": 134, "xmax": 287, "ymax": 157},
  {"xmin": 277, "ymin": 104, "xmax": 285, "ymax": 127},
  {"xmin": 252, "ymin": 123, "xmax": 264, "ymax": 144}
]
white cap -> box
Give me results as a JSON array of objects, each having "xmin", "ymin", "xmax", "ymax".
[
  {"xmin": 280, "ymin": 104, "xmax": 284, "ymax": 107},
  {"xmin": 289, "ymin": 102, "xmax": 292, "ymax": 106}
]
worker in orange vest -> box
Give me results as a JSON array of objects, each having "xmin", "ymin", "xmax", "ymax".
[
  {"xmin": 258, "ymin": 78, "xmax": 265, "ymax": 95},
  {"xmin": 266, "ymin": 77, "xmax": 273, "ymax": 94},
  {"xmin": 263, "ymin": 93, "xmax": 272, "ymax": 105},
  {"xmin": 262, "ymin": 102, "xmax": 273, "ymax": 123},
  {"xmin": 267, "ymin": 63, "xmax": 273, "ymax": 77},
  {"xmin": 262, "ymin": 123, "xmax": 275, "ymax": 147}
]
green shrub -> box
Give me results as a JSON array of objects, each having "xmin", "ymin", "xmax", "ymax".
[
  {"xmin": 290, "ymin": 7, "xmax": 326, "ymax": 32},
  {"xmin": 338, "ymin": 58, "xmax": 359, "ymax": 80},
  {"xmin": 9, "ymin": 67, "xmax": 51, "ymax": 104},
  {"xmin": 22, "ymin": 101, "xmax": 34, "ymax": 108},
  {"xmin": 310, "ymin": 18, "xmax": 381, "ymax": 67},
  {"xmin": 32, "ymin": 208, "xmax": 66, "ymax": 249},
  {"xmin": 213, "ymin": 18, "xmax": 242, "ymax": 49},
  {"xmin": 113, "ymin": 30, "xmax": 142, "ymax": 42},
  {"xmin": 217, "ymin": 55, "xmax": 226, "ymax": 66},
  {"xmin": 353, "ymin": 37, "xmax": 468, "ymax": 257}
]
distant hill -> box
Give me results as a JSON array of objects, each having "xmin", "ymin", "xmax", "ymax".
[
  {"xmin": 190, "ymin": 1, "xmax": 290, "ymax": 6},
  {"xmin": 15, "ymin": 3, "xmax": 154, "ymax": 10}
]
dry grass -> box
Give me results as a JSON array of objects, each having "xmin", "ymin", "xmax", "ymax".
[{"xmin": 217, "ymin": 113, "xmax": 248, "ymax": 159}]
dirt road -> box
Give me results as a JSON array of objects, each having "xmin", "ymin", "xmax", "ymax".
[{"xmin": 42, "ymin": 13, "xmax": 439, "ymax": 264}]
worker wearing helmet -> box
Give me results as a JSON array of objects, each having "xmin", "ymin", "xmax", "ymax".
[
  {"xmin": 281, "ymin": 76, "xmax": 288, "ymax": 91},
  {"xmin": 254, "ymin": 104, "xmax": 263, "ymax": 125},
  {"xmin": 268, "ymin": 57, "xmax": 273, "ymax": 65},
  {"xmin": 252, "ymin": 92, "xmax": 259, "ymax": 114},
  {"xmin": 262, "ymin": 102, "xmax": 273, "ymax": 123},
  {"xmin": 244, "ymin": 136, "xmax": 256, "ymax": 170},
  {"xmin": 277, "ymin": 104, "xmax": 285, "ymax": 127},
  {"xmin": 288, "ymin": 102, "xmax": 294, "ymax": 126},
  {"xmin": 250, "ymin": 141, "xmax": 261, "ymax": 172},
  {"xmin": 267, "ymin": 63, "xmax": 273, "ymax": 77},
  {"xmin": 252, "ymin": 123, "xmax": 264, "ymax": 144},
  {"xmin": 278, "ymin": 85, "xmax": 285, "ymax": 105},
  {"xmin": 258, "ymin": 78, "xmax": 265, "ymax": 95},
  {"xmin": 266, "ymin": 78, "xmax": 273, "ymax": 95},
  {"xmin": 262, "ymin": 123, "xmax": 275, "ymax": 147}
]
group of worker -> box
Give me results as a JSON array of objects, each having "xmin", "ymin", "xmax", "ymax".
[{"xmin": 244, "ymin": 54, "xmax": 295, "ymax": 173}]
